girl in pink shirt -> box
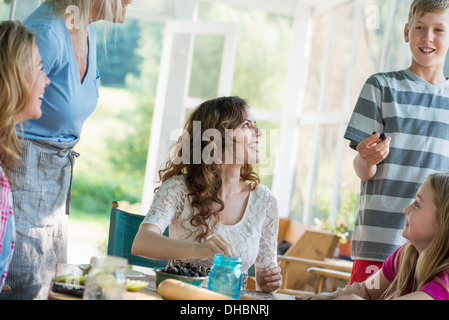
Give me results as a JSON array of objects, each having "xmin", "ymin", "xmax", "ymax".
[
  {"xmin": 0, "ymin": 21, "xmax": 50, "ymax": 291},
  {"xmin": 298, "ymin": 172, "xmax": 449, "ymax": 300}
]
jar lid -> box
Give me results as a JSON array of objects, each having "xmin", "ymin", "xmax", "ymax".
[{"xmin": 213, "ymin": 254, "xmax": 242, "ymax": 264}]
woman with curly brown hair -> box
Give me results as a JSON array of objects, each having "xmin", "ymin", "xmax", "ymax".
[
  {"xmin": 132, "ymin": 96, "xmax": 282, "ymax": 293},
  {"xmin": 0, "ymin": 20, "xmax": 50, "ymax": 291}
]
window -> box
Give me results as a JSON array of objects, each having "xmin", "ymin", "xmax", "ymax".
[
  {"xmin": 1, "ymin": 0, "xmax": 12, "ymax": 20},
  {"xmin": 9, "ymin": 0, "xmax": 419, "ymax": 226},
  {"xmin": 289, "ymin": 0, "xmax": 413, "ymax": 224},
  {"xmin": 6, "ymin": 0, "xmax": 43, "ymax": 20},
  {"xmin": 195, "ymin": 1, "xmax": 291, "ymax": 189}
]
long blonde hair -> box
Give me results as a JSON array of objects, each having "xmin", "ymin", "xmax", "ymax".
[
  {"xmin": 46, "ymin": 0, "xmax": 121, "ymax": 27},
  {"xmin": 0, "ymin": 21, "xmax": 36, "ymax": 181},
  {"xmin": 385, "ymin": 173, "xmax": 449, "ymax": 298}
]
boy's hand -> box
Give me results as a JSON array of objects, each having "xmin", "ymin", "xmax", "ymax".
[{"xmin": 356, "ymin": 132, "xmax": 391, "ymax": 166}]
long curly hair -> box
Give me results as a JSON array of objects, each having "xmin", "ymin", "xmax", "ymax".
[
  {"xmin": 0, "ymin": 21, "xmax": 36, "ymax": 181},
  {"xmin": 157, "ymin": 96, "xmax": 260, "ymax": 242}
]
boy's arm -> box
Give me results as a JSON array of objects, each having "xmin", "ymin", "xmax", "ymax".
[
  {"xmin": 353, "ymin": 133, "xmax": 391, "ymax": 181},
  {"xmin": 297, "ymin": 268, "xmax": 391, "ymax": 300}
]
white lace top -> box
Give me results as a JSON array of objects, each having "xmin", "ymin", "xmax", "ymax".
[{"xmin": 142, "ymin": 175, "xmax": 279, "ymax": 273}]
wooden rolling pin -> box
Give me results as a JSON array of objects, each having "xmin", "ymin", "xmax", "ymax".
[{"xmin": 157, "ymin": 279, "xmax": 232, "ymax": 300}]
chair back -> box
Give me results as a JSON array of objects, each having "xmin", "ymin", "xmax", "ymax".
[
  {"xmin": 107, "ymin": 204, "xmax": 169, "ymax": 269},
  {"xmin": 278, "ymin": 218, "xmax": 307, "ymax": 244},
  {"xmin": 278, "ymin": 218, "xmax": 339, "ymax": 290}
]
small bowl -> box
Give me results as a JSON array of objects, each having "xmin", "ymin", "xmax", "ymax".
[{"xmin": 155, "ymin": 269, "xmax": 208, "ymax": 288}]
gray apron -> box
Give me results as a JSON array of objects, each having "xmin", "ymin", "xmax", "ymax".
[{"xmin": 1, "ymin": 138, "xmax": 79, "ymax": 300}]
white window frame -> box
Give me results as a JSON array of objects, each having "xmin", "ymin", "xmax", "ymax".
[
  {"xmin": 8, "ymin": 0, "xmax": 17, "ymax": 19},
  {"xmin": 273, "ymin": 0, "xmax": 412, "ymax": 224},
  {"xmin": 140, "ymin": 20, "xmax": 239, "ymax": 214}
]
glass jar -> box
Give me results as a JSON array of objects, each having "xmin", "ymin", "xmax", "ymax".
[
  {"xmin": 207, "ymin": 254, "xmax": 242, "ymax": 299},
  {"xmin": 82, "ymin": 256, "xmax": 127, "ymax": 300}
]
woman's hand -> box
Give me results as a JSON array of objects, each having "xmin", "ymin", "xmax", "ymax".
[
  {"xmin": 195, "ymin": 234, "xmax": 236, "ymax": 260},
  {"xmin": 256, "ymin": 263, "xmax": 282, "ymax": 293},
  {"xmin": 133, "ymin": 225, "xmax": 235, "ymax": 261}
]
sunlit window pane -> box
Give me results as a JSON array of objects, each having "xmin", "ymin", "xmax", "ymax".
[
  {"xmin": 290, "ymin": 0, "xmax": 413, "ymax": 225},
  {"xmin": 188, "ymin": 34, "xmax": 225, "ymax": 99}
]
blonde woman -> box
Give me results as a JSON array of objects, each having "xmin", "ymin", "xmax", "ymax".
[
  {"xmin": 132, "ymin": 97, "xmax": 282, "ymax": 293},
  {"xmin": 298, "ymin": 173, "xmax": 449, "ymax": 300},
  {"xmin": 3, "ymin": 0, "xmax": 132, "ymax": 300},
  {"xmin": 0, "ymin": 21, "xmax": 50, "ymax": 292}
]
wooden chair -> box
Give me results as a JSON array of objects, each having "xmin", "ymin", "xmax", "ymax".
[
  {"xmin": 307, "ymin": 266, "xmax": 352, "ymax": 294},
  {"xmin": 1, "ymin": 284, "xmax": 11, "ymax": 292},
  {"xmin": 107, "ymin": 201, "xmax": 169, "ymax": 269},
  {"xmin": 276, "ymin": 218, "xmax": 352, "ymax": 295}
]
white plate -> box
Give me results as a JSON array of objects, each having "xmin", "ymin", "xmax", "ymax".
[{"xmin": 78, "ymin": 264, "xmax": 145, "ymax": 278}]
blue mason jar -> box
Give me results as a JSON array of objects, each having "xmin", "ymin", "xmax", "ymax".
[{"xmin": 207, "ymin": 254, "xmax": 242, "ymax": 299}]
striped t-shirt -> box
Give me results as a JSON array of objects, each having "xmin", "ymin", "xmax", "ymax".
[{"xmin": 344, "ymin": 68, "xmax": 449, "ymax": 262}]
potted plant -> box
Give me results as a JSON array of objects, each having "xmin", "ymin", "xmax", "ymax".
[
  {"xmin": 314, "ymin": 216, "xmax": 353, "ymax": 258},
  {"xmin": 314, "ymin": 191, "xmax": 358, "ymax": 260}
]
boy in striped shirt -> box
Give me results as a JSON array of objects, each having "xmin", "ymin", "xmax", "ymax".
[{"xmin": 344, "ymin": 0, "xmax": 449, "ymax": 284}]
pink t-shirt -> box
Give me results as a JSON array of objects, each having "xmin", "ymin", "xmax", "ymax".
[
  {"xmin": 0, "ymin": 166, "xmax": 15, "ymax": 290},
  {"xmin": 382, "ymin": 246, "xmax": 449, "ymax": 300}
]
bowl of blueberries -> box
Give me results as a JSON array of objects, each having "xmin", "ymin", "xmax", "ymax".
[{"xmin": 155, "ymin": 262, "xmax": 208, "ymax": 288}]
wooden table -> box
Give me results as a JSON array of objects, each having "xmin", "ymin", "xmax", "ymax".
[
  {"xmin": 48, "ymin": 264, "xmax": 294, "ymax": 300},
  {"xmin": 48, "ymin": 266, "xmax": 161, "ymax": 300}
]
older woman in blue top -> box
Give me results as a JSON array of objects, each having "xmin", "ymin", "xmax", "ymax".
[{"xmin": 1, "ymin": 0, "xmax": 132, "ymax": 300}]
